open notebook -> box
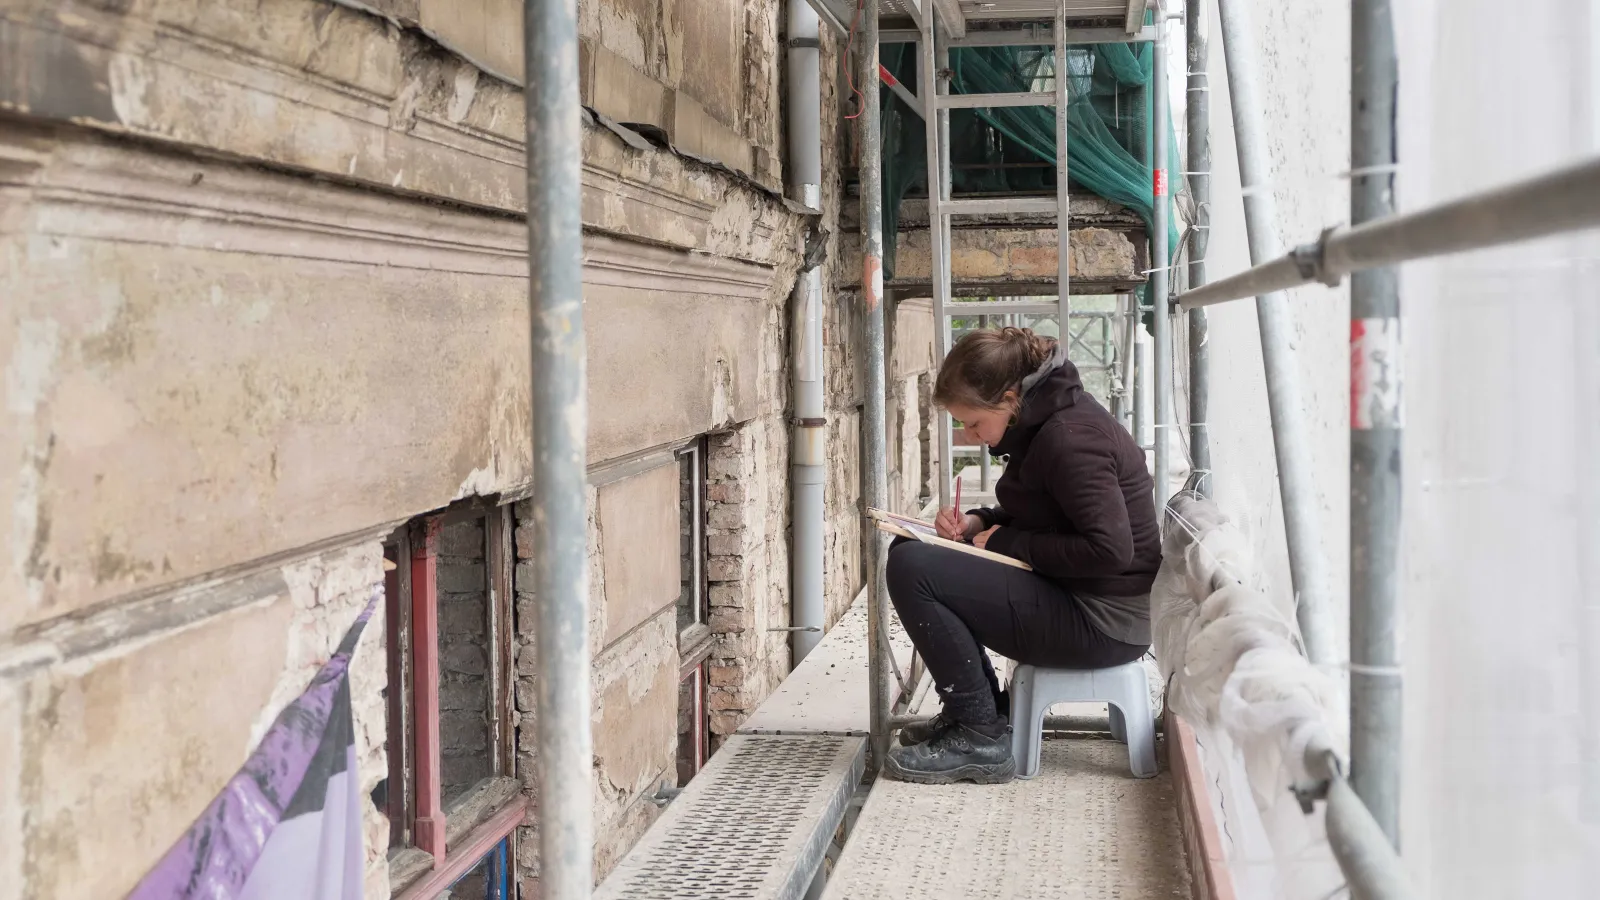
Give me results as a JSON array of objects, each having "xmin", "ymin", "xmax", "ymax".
[{"xmin": 865, "ymin": 507, "xmax": 1033, "ymax": 571}]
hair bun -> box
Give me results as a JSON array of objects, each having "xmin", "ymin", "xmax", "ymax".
[
  {"xmin": 933, "ymin": 324, "xmax": 1057, "ymax": 410},
  {"xmin": 999, "ymin": 326, "xmax": 1051, "ymax": 370}
]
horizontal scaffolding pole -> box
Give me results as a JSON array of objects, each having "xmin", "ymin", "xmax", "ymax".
[
  {"xmin": 942, "ymin": 196, "xmax": 1059, "ymax": 215},
  {"xmin": 945, "ymin": 300, "xmax": 1062, "ymax": 315},
  {"xmin": 938, "ymin": 91, "xmax": 1056, "ymax": 108},
  {"xmin": 1303, "ymin": 741, "xmax": 1414, "ymax": 900},
  {"xmin": 879, "ymin": 25, "xmax": 1156, "ymax": 45},
  {"xmin": 1177, "ymin": 155, "xmax": 1600, "ymax": 310}
]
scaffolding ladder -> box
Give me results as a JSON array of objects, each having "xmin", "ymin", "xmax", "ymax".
[
  {"xmin": 919, "ymin": 4, "xmax": 1072, "ymax": 510},
  {"xmin": 910, "ymin": 1, "xmax": 1159, "ymax": 510}
]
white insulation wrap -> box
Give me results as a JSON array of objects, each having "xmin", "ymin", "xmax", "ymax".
[{"xmin": 1152, "ymin": 491, "xmax": 1346, "ymax": 899}]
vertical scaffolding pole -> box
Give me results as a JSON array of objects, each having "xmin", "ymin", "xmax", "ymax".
[
  {"xmin": 1054, "ymin": 5, "xmax": 1071, "ymax": 323},
  {"xmin": 525, "ymin": 0, "xmax": 593, "ymax": 895},
  {"xmin": 1121, "ymin": 293, "xmax": 1138, "ymax": 434},
  {"xmin": 928, "ymin": 21, "xmax": 947, "ymax": 512},
  {"xmin": 1151, "ymin": 7, "xmax": 1173, "ymax": 505},
  {"xmin": 1349, "ymin": 0, "xmax": 1402, "ymax": 846},
  {"xmin": 1186, "ymin": 0, "xmax": 1213, "ymax": 493},
  {"xmin": 1216, "ymin": 0, "xmax": 1338, "ymax": 666},
  {"xmin": 921, "ymin": 14, "xmax": 952, "ymax": 512},
  {"xmin": 1133, "ymin": 339, "xmax": 1147, "ymax": 445},
  {"xmin": 861, "ymin": 0, "xmax": 892, "ymax": 771}
]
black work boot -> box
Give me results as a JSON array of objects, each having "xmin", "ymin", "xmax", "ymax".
[
  {"xmin": 901, "ymin": 686, "xmax": 1010, "ymax": 746},
  {"xmin": 898, "ymin": 712, "xmax": 954, "ymax": 746},
  {"xmin": 883, "ymin": 720, "xmax": 1016, "ymax": 785}
]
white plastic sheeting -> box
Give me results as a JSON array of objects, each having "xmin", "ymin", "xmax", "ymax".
[
  {"xmin": 1152, "ymin": 490, "xmax": 1345, "ymax": 900},
  {"xmin": 1396, "ymin": 1, "xmax": 1600, "ymax": 894}
]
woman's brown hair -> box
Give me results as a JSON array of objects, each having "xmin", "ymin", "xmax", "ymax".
[{"xmin": 933, "ymin": 326, "xmax": 1056, "ymax": 411}]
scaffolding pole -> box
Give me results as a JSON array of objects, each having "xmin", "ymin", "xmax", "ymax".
[
  {"xmin": 1151, "ymin": 6, "xmax": 1173, "ymax": 505},
  {"xmin": 1214, "ymin": 0, "xmax": 1339, "ymax": 667},
  {"xmin": 1349, "ymin": 0, "xmax": 1401, "ymax": 847},
  {"xmin": 922, "ymin": 13, "xmax": 953, "ymax": 513},
  {"xmin": 861, "ymin": 0, "xmax": 892, "ymax": 773},
  {"xmin": 1185, "ymin": 0, "xmax": 1212, "ymax": 493},
  {"xmin": 1175, "ymin": 153, "xmax": 1600, "ymax": 309},
  {"xmin": 524, "ymin": 0, "xmax": 593, "ymax": 895},
  {"xmin": 1121, "ymin": 293, "xmax": 1139, "ymax": 435},
  {"xmin": 1055, "ymin": 3, "xmax": 1072, "ymax": 321},
  {"xmin": 1304, "ymin": 744, "xmax": 1414, "ymax": 900}
]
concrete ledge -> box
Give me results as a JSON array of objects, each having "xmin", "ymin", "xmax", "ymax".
[{"xmin": 737, "ymin": 590, "xmax": 915, "ymax": 737}]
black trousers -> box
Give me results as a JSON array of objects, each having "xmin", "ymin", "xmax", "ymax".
[{"xmin": 885, "ymin": 537, "xmax": 1148, "ymax": 727}]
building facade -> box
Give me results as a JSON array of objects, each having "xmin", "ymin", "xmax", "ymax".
[
  {"xmin": 0, "ymin": 0, "xmax": 941, "ymax": 894},
  {"xmin": 0, "ymin": 0, "xmax": 1149, "ymax": 896}
]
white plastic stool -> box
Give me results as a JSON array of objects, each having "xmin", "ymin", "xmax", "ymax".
[{"xmin": 1008, "ymin": 661, "xmax": 1158, "ymax": 779}]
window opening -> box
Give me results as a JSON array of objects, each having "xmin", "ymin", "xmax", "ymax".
[
  {"xmin": 676, "ymin": 439, "xmax": 714, "ymax": 784},
  {"xmin": 379, "ymin": 505, "xmax": 521, "ymax": 895},
  {"xmin": 677, "ymin": 440, "xmax": 707, "ymax": 632}
]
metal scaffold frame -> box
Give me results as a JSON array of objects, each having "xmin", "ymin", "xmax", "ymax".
[
  {"xmin": 872, "ymin": 0, "xmax": 1169, "ymax": 740},
  {"xmin": 515, "ymin": 0, "xmax": 1490, "ymax": 895}
]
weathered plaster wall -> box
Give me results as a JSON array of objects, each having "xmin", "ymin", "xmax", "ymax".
[
  {"xmin": 511, "ymin": 472, "xmax": 680, "ymax": 886},
  {"xmin": 0, "ymin": 0, "xmax": 787, "ymax": 222},
  {"xmin": 0, "ymin": 542, "xmax": 389, "ymax": 900},
  {"xmin": 0, "ymin": 120, "xmax": 796, "ymax": 634},
  {"xmin": 815, "ymin": 16, "xmax": 870, "ymax": 631},
  {"xmin": 0, "ymin": 0, "xmax": 912, "ymax": 894},
  {"xmin": 0, "ymin": 116, "xmax": 805, "ymax": 899}
]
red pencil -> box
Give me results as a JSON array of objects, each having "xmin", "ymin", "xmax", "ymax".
[{"xmin": 954, "ymin": 473, "xmax": 962, "ymax": 539}]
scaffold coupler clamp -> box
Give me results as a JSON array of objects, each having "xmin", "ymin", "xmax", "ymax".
[{"xmin": 1289, "ymin": 225, "xmax": 1346, "ymax": 288}]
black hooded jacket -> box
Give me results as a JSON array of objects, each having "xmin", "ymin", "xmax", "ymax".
[{"xmin": 972, "ymin": 350, "xmax": 1162, "ymax": 608}]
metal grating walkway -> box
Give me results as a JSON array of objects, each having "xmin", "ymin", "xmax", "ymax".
[
  {"xmin": 595, "ymin": 734, "xmax": 866, "ymax": 900},
  {"xmin": 822, "ymin": 738, "xmax": 1192, "ymax": 900}
]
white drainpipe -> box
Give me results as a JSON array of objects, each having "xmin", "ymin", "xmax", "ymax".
[{"xmin": 787, "ymin": 0, "xmax": 826, "ymax": 664}]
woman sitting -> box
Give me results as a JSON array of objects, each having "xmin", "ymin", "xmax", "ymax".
[{"xmin": 884, "ymin": 327, "xmax": 1161, "ymax": 784}]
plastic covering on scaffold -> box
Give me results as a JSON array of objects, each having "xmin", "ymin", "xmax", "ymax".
[
  {"xmin": 879, "ymin": 22, "xmax": 1182, "ymax": 281},
  {"xmin": 1151, "ymin": 485, "xmax": 1346, "ymax": 900}
]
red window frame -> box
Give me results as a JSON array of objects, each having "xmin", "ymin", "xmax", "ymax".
[{"xmin": 384, "ymin": 507, "xmax": 524, "ymax": 896}]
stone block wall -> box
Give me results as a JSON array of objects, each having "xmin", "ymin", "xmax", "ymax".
[
  {"xmin": 890, "ymin": 298, "xmax": 941, "ymax": 513},
  {"xmin": 843, "ymin": 226, "xmax": 1146, "ymax": 297}
]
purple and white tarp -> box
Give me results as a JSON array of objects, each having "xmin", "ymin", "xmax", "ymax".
[{"xmin": 130, "ymin": 591, "xmax": 379, "ymax": 900}]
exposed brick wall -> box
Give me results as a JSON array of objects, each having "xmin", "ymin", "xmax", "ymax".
[
  {"xmin": 436, "ymin": 519, "xmax": 493, "ymax": 802},
  {"xmin": 702, "ymin": 418, "xmax": 792, "ymax": 745}
]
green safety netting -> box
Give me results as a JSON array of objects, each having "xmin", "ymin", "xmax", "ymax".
[{"xmin": 878, "ymin": 28, "xmax": 1182, "ymax": 285}]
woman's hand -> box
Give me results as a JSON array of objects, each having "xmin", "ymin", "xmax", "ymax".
[
  {"xmin": 973, "ymin": 525, "xmax": 1001, "ymax": 550},
  {"xmin": 935, "ymin": 508, "xmax": 983, "ymax": 542}
]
